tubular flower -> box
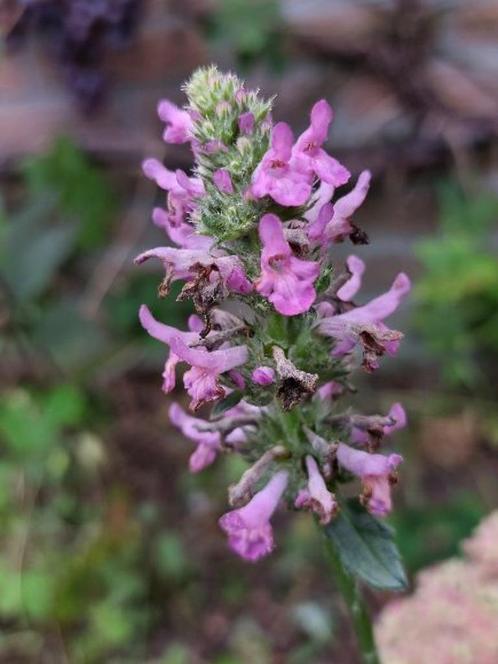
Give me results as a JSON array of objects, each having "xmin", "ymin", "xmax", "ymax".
[
  {"xmin": 138, "ymin": 305, "xmax": 199, "ymax": 393},
  {"xmin": 251, "ymin": 122, "xmax": 312, "ymax": 206},
  {"xmin": 157, "ymin": 99, "xmax": 193, "ymax": 144},
  {"xmin": 337, "ymin": 444, "xmax": 403, "ymax": 517},
  {"xmin": 351, "ymin": 402, "xmax": 407, "ymax": 447},
  {"xmin": 170, "ymin": 338, "xmax": 248, "ymax": 411},
  {"xmin": 219, "ymin": 470, "xmax": 289, "ymax": 562},
  {"xmin": 142, "ymin": 159, "xmax": 203, "ymax": 230},
  {"xmin": 136, "ymin": 67, "xmax": 409, "ymax": 562},
  {"xmin": 292, "ymin": 100, "xmax": 350, "ymax": 186},
  {"xmin": 169, "ymin": 403, "xmax": 221, "ymax": 472},
  {"xmin": 325, "ymin": 170, "xmax": 371, "ymax": 243},
  {"xmin": 134, "ymin": 247, "xmax": 252, "ymax": 300},
  {"xmin": 295, "ymin": 455, "xmax": 338, "ymax": 524},
  {"xmin": 317, "ymin": 271, "xmax": 411, "ymax": 371},
  {"xmin": 255, "ymin": 213, "xmax": 320, "ymax": 316}
]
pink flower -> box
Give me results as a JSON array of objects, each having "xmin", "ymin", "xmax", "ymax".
[
  {"xmin": 169, "ymin": 403, "xmax": 221, "ymax": 472},
  {"xmin": 197, "ymin": 139, "xmax": 228, "ymax": 154},
  {"xmin": 213, "ymin": 169, "xmax": 234, "ymax": 194},
  {"xmin": 292, "ymin": 100, "xmax": 350, "ymax": 186},
  {"xmin": 337, "ymin": 256, "xmax": 366, "ymax": 301},
  {"xmin": 143, "ymin": 159, "xmax": 204, "ymax": 198},
  {"xmin": 305, "ymin": 171, "xmax": 371, "ymax": 245},
  {"xmin": 305, "ymin": 181, "xmax": 335, "ymax": 225},
  {"xmin": 352, "ymin": 403, "xmax": 407, "ymax": 445},
  {"xmin": 224, "ymin": 400, "xmax": 265, "ymax": 447},
  {"xmin": 335, "ymin": 272, "xmax": 411, "ymax": 327},
  {"xmin": 142, "ymin": 159, "xmax": 204, "ymax": 229},
  {"xmin": 152, "ymin": 207, "xmax": 212, "ymax": 250},
  {"xmin": 251, "ymin": 366, "xmax": 275, "ymax": 385},
  {"xmin": 251, "ymin": 123, "xmax": 312, "ymax": 206},
  {"xmin": 238, "ymin": 111, "xmax": 255, "ymax": 134},
  {"xmin": 464, "ymin": 511, "xmax": 498, "ymax": 576},
  {"xmin": 316, "ymin": 380, "xmax": 344, "ymax": 400},
  {"xmin": 135, "ymin": 247, "xmax": 208, "ymax": 283},
  {"xmin": 295, "ymin": 456, "xmax": 337, "ymax": 524},
  {"xmin": 169, "ymin": 337, "xmax": 248, "ymax": 411},
  {"xmin": 157, "ymin": 99, "xmax": 193, "ymax": 144},
  {"xmin": 325, "ymin": 170, "xmax": 371, "ymax": 242},
  {"xmin": 134, "ymin": 247, "xmax": 252, "ymax": 295},
  {"xmin": 317, "ymin": 272, "xmax": 411, "ymax": 369},
  {"xmin": 255, "ymin": 214, "xmax": 320, "ymax": 316},
  {"xmin": 337, "ymin": 443, "xmax": 403, "ymax": 516},
  {"xmin": 384, "ymin": 403, "xmax": 407, "ymax": 435},
  {"xmin": 307, "ymin": 202, "xmax": 334, "ymax": 244},
  {"xmin": 138, "ymin": 305, "xmax": 199, "ymax": 393},
  {"xmin": 219, "ymin": 470, "xmax": 289, "ymax": 561}
]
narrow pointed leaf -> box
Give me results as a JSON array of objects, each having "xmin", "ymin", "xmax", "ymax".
[{"xmin": 324, "ymin": 499, "xmax": 408, "ymax": 591}]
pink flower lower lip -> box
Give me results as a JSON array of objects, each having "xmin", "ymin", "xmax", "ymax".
[{"xmin": 255, "ymin": 213, "xmax": 320, "ymax": 316}]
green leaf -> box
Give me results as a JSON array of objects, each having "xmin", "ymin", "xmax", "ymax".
[
  {"xmin": 23, "ymin": 136, "xmax": 117, "ymax": 250},
  {"xmin": 324, "ymin": 500, "xmax": 408, "ymax": 591},
  {"xmin": 1, "ymin": 200, "xmax": 77, "ymax": 302},
  {"xmin": 210, "ymin": 391, "xmax": 242, "ymax": 419}
]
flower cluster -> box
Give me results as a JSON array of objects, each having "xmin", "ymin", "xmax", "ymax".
[
  {"xmin": 136, "ymin": 67, "xmax": 410, "ymax": 562},
  {"xmin": 376, "ymin": 511, "xmax": 498, "ymax": 664}
]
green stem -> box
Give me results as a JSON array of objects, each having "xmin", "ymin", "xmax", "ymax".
[{"xmin": 321, "ymin": 526, "xmax": 381, "ymax": 664}]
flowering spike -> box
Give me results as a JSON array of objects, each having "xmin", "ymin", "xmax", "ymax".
[{"xmin": 136, "ymin": 66, "xmax": 409, "ymax": 561}]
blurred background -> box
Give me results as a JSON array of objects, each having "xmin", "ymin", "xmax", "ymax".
[{"xmin": 0, "ymin": 1, "xmax": 497, "ymax": 662}]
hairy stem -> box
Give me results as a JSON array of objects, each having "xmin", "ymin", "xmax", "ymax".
[{"xmin": 321, "ymin": 524, "xmax": 381, "ymax": 664}]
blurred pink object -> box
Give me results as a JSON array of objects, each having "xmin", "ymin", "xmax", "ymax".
[{"xmin": 376, "ymin": 510, "xmax": 498, "ymax": 664}]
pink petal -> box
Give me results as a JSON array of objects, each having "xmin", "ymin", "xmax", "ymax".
[
  {"xmin": 341, "ymin": 273, "xmax": 411, "ymax": 324},
  {"xmin": 213, "ymin": 169, "xmax": 234, "ymax": 194},
  {"xmin": 337, "ymin": 255, "xmax": 366, "ymax": 301},
  {"xmin": 157, "ymin": 99, "xmax": 193, "ymax": 144},
  {"xmin": 219, "ymin": 471, "xmax": 288, "ymax": 562},
  {"xmin": 238, "ymin": 112, "xmax": 255, "ymax": 134},
  {"xmin": 271, "ymin": 122, "xmax": 294, "ymax": 161},
  {"xmin": 170, "ymin": 337, "xmax": 248, "ymax": 374},
  {"xmin": 142, "ymin": 158, "xmax": 177, "ymax": 190}
]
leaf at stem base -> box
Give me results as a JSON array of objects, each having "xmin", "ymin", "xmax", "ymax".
[{"xmin": 324, "ymin": 499, "xmax": 408, "ymax": 591}]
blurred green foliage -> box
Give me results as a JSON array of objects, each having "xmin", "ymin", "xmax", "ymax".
[
  {"xmin": 207, "ymin": 0, "xmax": 284, "ymax": 70},
  {"xmin": 392, "ymin": 492, "xmax": 485, "ymax": 573},
  {"xmin": 23, "ymin": 136, "xmax": 117, "ymax": 250},
  {"xmin": 415, "ymin": 182, "xmax": 498, "ymax": 387},
  {"xmin": 0, "ymin": 136, "xmax": 189, "ymax": 377},
  {"xmin": 0, "ymin": 387, "xmax": 198, "ymax": 662}
]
